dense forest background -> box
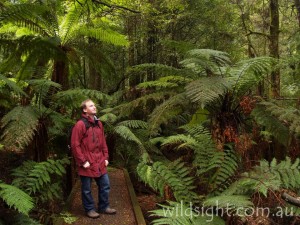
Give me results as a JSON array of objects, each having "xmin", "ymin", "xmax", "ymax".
[{"xmin": 1, "ymin": 0, "xmax": 300, "ymax": 224}]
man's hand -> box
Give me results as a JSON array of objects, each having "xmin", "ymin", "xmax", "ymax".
[
  {"xmin": 105, "ymin": 160, "xmax": 109, "ymax": 167},
  {"xmin": 83, "ymin": 161, "xmax": 90, "ymax": 168}
]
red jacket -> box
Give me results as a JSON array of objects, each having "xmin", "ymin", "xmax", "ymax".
[{"xmin": 71, "ymin": 114, "xmax": 109, "ymax": 177}]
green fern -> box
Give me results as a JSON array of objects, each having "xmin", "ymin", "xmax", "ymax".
[
  {"xmin": 148, "ymin": 93, "xmax": 188, "ymax": 136},
  {"xmin": 137, "ymin": 76, "xmax": 192, "ymax": 90},
  {"xmin": 113, "ymin": 125, "xmax": 144, "ymax": 149},
  {"xmin": 150, "ymin": 201, "xmax": 225, "ymax": 225},
  {"xmin": 185, "ymin": 77, "xmax": 231, "ymax": 109},
  {"xmin": 11, "ymin": 158, "xmax": 70, "ymax": 196},
  {"xmin": 181, "ymin": 49, "xmax": 231, "ymax": 76},
  {"xmin": 137, "ymin": 154, "xmax": 198, "ymax": 203},
  {"xmin": 27, "ymin": 79, "xmax": 61, "ymax": 103},
  {"xmin": 1, "ymin": 106, "xmax": 39, "ymax": 150},
  {"xmin": 253, "ymin": 101, "xmax": 300, "ymax": 137},
  {"xmin": 0, "ymin": 4, "xmax": 56, "ymax": 36},
  {"xmin": 0, "ymin": 74, "xmax": 27, "ymax": 96},
  {"xmin": 209, "ymin": 147, "xmax": 239, "ymax": 194},
  {"xmin": 224, "ymin": 157, "xmax": 300, "ymax": 197},
  {"xmin": 0, "ymin": 181, "xmax": 34, "ymax": 215},
  {"xmin": 75, "ymin": 27, "xmax": 128, "ymax": 46},
  {"xmin": 115, "ymin": 92, "xmax": 169, "ymax": 118},
  {"xmin": 229, "ymin": 57, "xmax": 274, "ymax": 95},
  {"xmin": 251, "ymin": 102, "xmax": 290, "ymax": 146}
]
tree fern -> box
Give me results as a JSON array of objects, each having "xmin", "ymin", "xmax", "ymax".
[
  {"xmin": 1, "ymin": 106, "xmax": 39, "ymax": 150},
  {"xmin": 0, "ymin": 181, "xmax": 34, "ymax": 215},
  {"xmin": 137, "ymin": 154, "xmax": 198, "ymax": 203}
]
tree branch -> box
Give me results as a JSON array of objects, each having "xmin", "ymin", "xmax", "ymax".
[
  {"xmin": 246, "ymin": 30, "xmax": 270, "ymax": 39},
  {"xmin": 92, "ymin": 0, "xmax": 140, "ymax": 13},
  {"xmin": 282, "ymin": 192, "xmax": 300, "ymax": 207}
]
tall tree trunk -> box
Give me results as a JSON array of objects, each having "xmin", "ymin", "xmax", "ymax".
[{"xmin": 269, "ymin": 0, "xmax": 280, "ymax": 98}]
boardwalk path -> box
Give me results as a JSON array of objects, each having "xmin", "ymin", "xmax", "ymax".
[{"xmin": 59, "ymin": 167, "xmax": 145, "ymax": 225}]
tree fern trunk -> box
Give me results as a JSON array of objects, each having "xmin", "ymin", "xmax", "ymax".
[
  {"xmin": 27, "ymin": 121, "xmax": 48, "ymax": 162},
  {"xmin": 52, "ymin": 61, "xmax": 69, "ymax": 90}
]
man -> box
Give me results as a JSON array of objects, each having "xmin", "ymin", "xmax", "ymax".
[{"xmin": 71, "ymin": 99, "xmax": 116, "ymax": 218}]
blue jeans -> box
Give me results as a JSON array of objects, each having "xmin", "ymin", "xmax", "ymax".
[{"xmin": 80, "ymin": 173, "xmax": 110, "ymax": 212}]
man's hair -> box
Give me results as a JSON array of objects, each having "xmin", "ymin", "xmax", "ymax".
[{"xmin": 81, "ymin": 99, "xmax": 92, "ymax": 113}]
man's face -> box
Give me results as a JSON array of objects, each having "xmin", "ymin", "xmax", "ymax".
[{"xmin": 83, "ymin": 101, "xmax": 97, "ymax": 116}]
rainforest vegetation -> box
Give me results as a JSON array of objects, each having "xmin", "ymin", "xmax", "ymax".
[{"xmin": 0, "ymin": 0, "xmax": 300, "ymax": 224}]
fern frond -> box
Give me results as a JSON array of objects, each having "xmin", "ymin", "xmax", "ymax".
[
  {"xmin": 137, "ymin": 155, "xmax": 198, "ymax": 203},
  {"xmin": 137, "ymin": 76, "xmax": 192, "ymax": 90},
  {"xmin": 12, "ymin": 158, "xmax": 70, "ymax": 195},
  {"xmin": 210, "ymin": 148, "xmax": 239, "ymax": 194},
  {"xmin": 27, "ymin": 79, "xmax": 61, "ymax": 103},
  {"xmin": 113, "ymin": 125, "xmax": 144, "ymax": 149},
  {"xmin": 59, "ymin": 1, "xmax": 83, "ymax": 44},
  {"xmin": 256, "ymin": 101, "xmax": 300, "ymax": 137},
  {"xmin": 1, "ymin": 106, "xmax": 39, "ymax": 150},
  {"xmin": 186, "ymin": 49, "xmax": 231, "ymax": 67},
  {"xmin": 229, "ymin": 57, "xmax": 274, "ymax": 94},
  {"xmin": 185, "ymin": 77, "xmax": 231, "ymax": 108},
  {"xmin": 251, "ymin": 102, "xmax": 290, "ymax": 146},
  {"xmin": 115, "ymin": 92, "xmax": 170, "ymax": 118},
  {"xmin": 0, "ymin": 181, "xmax": 34, "ymax": 215},
  {"xmin": 117, "ymin": 120, "xmax": 148, "ymax": 129},
  {"xmin": 0, "ymin": 4, "xmax": 57, "ymax": 36},
  {"xmin": 161, "ymin": 134, "xmax": 199, "ymax": 150},
  {"xmin": 181, "ymin": 49, "xmax": 231, "ymax": 76},
  {"xmin": 224, "ymin": 157, "xmax": 300, "ymax": 197},
  {"xmin": 75, "ymin": 27, "xmax": 128, "ymax": 46},
  {"xmin": 0, "ymin": 75, "xmax": 27, "ymax": 96},
  {"xmin": 148, "ymin": 93, "xmax": 188, "ymax": 135}
]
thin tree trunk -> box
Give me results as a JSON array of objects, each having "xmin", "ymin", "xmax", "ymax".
[{"xmin": 269, "ymin": 0, "xmax": 280, "ymax": 98}]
